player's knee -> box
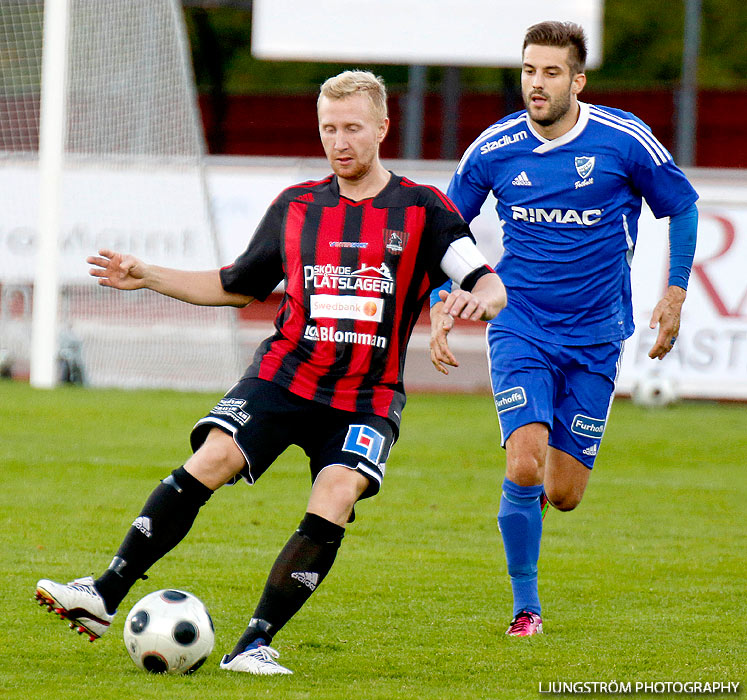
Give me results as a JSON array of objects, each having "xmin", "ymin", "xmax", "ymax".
[
  {"xmin": 309, "ymin": 466, "xmax": 368, "ymax": 523},
  {"xmin": 552, "ymin": 497, "xmax": 580, "ymax": 512},
  {"xmin": 505, "ymin": 428, "xmax": 547, "ymax": 484},
  {"xmin": 319, "ymin": 467, "xmax": 366, "ymax": 503},
  {"xmin": 187, "ymin": 428, "xmax": 245, "ymax": 487},
  {"xmin": 506, "ymin": 454, "xmax": 544, "ymax": 485},
  {"xmin": 546, "ymin": 488, "xmax": 583, "ymax": 512}
]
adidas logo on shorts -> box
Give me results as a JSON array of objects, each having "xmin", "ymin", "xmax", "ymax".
[
  {"xmin": 582, "ymin": 444, "xmax": 598, "ymax": 457},
  {"xmin": 291, "ymin": 571, "xmax": 319, "ymax": 591}
]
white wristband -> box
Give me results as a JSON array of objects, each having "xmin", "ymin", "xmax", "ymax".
[{"xmin": 440, "ymin": 237, "xmax": 490, "ymax": 287}]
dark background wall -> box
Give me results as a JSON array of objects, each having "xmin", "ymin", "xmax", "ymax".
[
  {"xmin": 185, "ymin": 0, "xmax": 747, "ymax": 168},
  {"xmin": 198, "ymin": 89, "xmax": 747, "ymax": 168}
]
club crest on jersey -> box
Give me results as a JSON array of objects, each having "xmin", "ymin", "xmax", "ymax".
[
  {"xmin": 384, "ymin": 228, "xmax": 407, "ymax": 254},
  {"xmin": 575, "ymin": 156, "xmax": 595, "ymax": 179},
  {"xmin": 343, "ymin": 425, "xmax": 385, "ymax": 465}
]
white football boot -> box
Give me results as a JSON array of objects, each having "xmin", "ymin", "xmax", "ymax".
[
  {"xmin": 35, "ymin": 576, "xmax": 114, "ymax": 641},
  {"xmin": 220, "ymin": 644, "xmax": 293, "ymax": 675}
]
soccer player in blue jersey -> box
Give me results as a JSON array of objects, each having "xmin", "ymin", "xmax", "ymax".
[{"xmin": 430, "ymin": 21, "xmax": 698, "ymax": 636}]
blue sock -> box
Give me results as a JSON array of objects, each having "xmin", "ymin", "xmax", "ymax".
[{"xmin": 497, "ymin": 477, "xmax": 544, "ymax": 617}]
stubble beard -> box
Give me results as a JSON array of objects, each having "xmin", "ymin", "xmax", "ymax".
[
  {"xmin": 525, "ymin": 89, "xmax": 573, "ymax": 128},
  {"xmin": 332, "ymin": 154, "xmax": 372, "ymax": 183}
]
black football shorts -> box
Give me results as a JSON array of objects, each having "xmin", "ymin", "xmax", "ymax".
[{"xmin": 190, "ymin": 377, "xmax": 396, "ymax": 499}]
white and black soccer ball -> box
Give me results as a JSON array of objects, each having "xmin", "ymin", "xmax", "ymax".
[
  {"xmin": 632, "ymin": 374, "xmax": 678, "ymax": 408},
  {"xmin": 123, "ymin": 589, "xmax": 215, "ymax": 674}
]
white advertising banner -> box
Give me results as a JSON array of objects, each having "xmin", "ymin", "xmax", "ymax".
[
  {"xmin": 619, "ymin": 183, "xmax": 747, "ymax": 400},
  {"xmin": 0, "ymin": 162, "xmax": 216, "ymax": 285},
  {"xmin": 252, "ymin": 0, "xmax": 603, "ymax": 68},
  {"xmin": 1, "ymin": 157, "xmax": 745, "ymax": 399}
]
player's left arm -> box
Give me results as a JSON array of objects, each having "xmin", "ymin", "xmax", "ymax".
[
  {"xmin": 428, "ymin": 140, "xmax": 495, "ymax": 317},
  {"xmin": 439, "ymin": 246, "xmax": 506, "ymax": 322},
  {"xmin": 623, "ymin": 122, "xmax": 699, "ymax": 361},
  {"xmin": 648, "ymin": 202, "xmax": 698, "ymax": 360}
]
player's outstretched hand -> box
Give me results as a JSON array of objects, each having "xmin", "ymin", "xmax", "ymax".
[
  {"xmin": 430, "ymin": 275, "xmax": 507, "ymax": 374},
  {"xmin": 648, "ymin": 285, "xmax": 686, "ymax": 360},
  {"xmin": 430, "ymin": 294, "xmax": 457, "ymax": 375},
  {"xmin": 87, "ymin": 249, "xmax": 148, "ymax": 291}
]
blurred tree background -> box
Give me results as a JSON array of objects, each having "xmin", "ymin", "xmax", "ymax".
[
  {"xmin": 181, "ymin": 0, "xmax": 747, "ymax": 165},
  {"xmin": 184, "ymin": 0, "xmax": 747, "ymax": 94}
]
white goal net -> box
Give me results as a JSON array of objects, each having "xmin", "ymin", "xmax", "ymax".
[{"xmin": 0, "ymin": 0, "xmax": 241, "ymax": 390}]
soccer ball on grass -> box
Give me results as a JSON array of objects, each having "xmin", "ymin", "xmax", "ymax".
[
  {"xmin": 123, "ymin": 589, "xmax": 215, "ymax": 674},
  {"xmin": 631, "ymin": 373, "xmax": 678, "ymax": 408}
]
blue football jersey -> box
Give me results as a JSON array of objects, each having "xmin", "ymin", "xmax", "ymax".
[{"xmin": 448, "ymin": 102, "xmax": 699, "ymax": 345}]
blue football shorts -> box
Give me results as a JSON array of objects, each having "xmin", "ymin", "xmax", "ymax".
[
  {"xmin": 190, "ymin": 377, "xmax": 396, "ymax": 499},
  {"xmin": 487, "ymin": 326, "xmax": 624, "ymax": 469}
]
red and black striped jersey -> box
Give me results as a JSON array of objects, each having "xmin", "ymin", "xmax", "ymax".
[{"xmin": 220, "ymin": 172, "xmax": 475, "ymax": 427}]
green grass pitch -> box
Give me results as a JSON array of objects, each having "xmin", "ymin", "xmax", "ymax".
[{"xmin": 1, "ymin": 380, "xmax": 744, "ymax": 699}]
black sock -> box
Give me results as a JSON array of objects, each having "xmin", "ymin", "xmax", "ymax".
[
  {"xmin": 226, "ymin": 618, "xmax": 272, "ymax": 660},
  {"xmin": 227, "ymin": 512, "xmax": 345, "ymax": 660},
  {"xmin": 95, "ymin": 466, "xmax": 213, "ymax": 614}
]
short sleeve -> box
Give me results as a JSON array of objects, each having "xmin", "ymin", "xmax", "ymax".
[
  {"xmin": 219, "ymin": 198, "xmax": 285, "ymax": 300},
  {"xmin": 447, "ymin": 141, "xmax": 493, "ymax": 223},
  {"xmin": 422, "ymin": 193, "xmax": 475, "ymax": 288}
]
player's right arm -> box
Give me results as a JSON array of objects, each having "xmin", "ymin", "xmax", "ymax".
[
  {"xmin": 430, "ymin": 145, "xmax": 495, "ymax": 374},
  {"xmin": 87, "ymin": 249, "xmax": 253, "ymax": 308}
]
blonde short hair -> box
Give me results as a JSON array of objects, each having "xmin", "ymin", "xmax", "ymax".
[{"xmin": 318, "ymin": 70, "xmax": 388, "ymax": 123}]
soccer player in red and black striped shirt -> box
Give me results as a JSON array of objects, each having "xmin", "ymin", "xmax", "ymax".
[{"xmin": 37, "ymin": 71, "xmax": 506, "ymax": 676}]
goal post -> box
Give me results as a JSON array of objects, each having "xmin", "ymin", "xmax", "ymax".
[
  {"xmin": 30, "ymin": 0, "xmax": 68, "ymax": 388},
  {"xmin": 1, "ymin": 0, "xmax": 242, "ymax": 391}
]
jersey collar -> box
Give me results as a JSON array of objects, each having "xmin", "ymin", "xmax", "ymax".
[
  {"xmin": 529, "ymin": 101, "xmax": 590, "ymax": 153},
  {"xmin": 326, "ymin": 171, "xmax": 402, "ymax": 207}
]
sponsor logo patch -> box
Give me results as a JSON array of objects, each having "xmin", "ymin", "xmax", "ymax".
[
  {"xmin": 304, "ymin": 262, "xmax": 394, "ymax": 295},
  {"xmin": 511, "ymin": 171, "xmax": 532, "ymax": 186},
  {"xmin": 329, "ymin": 241, "xmax": 368, "ymax": 249},
  {"xmin": 310, "ymin": 294, "xmax": 383, "ymax": 322},
  {"xmin": 212, "ymin": 397, "xmax": 251, "ymax": 425},
  {"xmin": 571, "ymin": 414, "xmax": 606, "ymax": 438},
  {"xmin": 343, "ymin": 425, "xmax": 385, "ymax": 465},
  {"xmin": 132, "ymin": 516, "xmax": 152, "ymax": 538},
  {"xmin": 480, "ymin": 131, "xmax": 528, "ymax": 154},
  {"xmin": 494, "ymin": 386, "xmax": 527, "ymax": 413},
  {"xmin": 291, "ymin": 571, "xmax": 319, "ymax": 591},
  {"xmin": 511, "ymin": 206, "xmax": 602, "ymax": 226},
  {"xmin": 303, "ymin": 324, "xmax": 388, "ymax": 348}
]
